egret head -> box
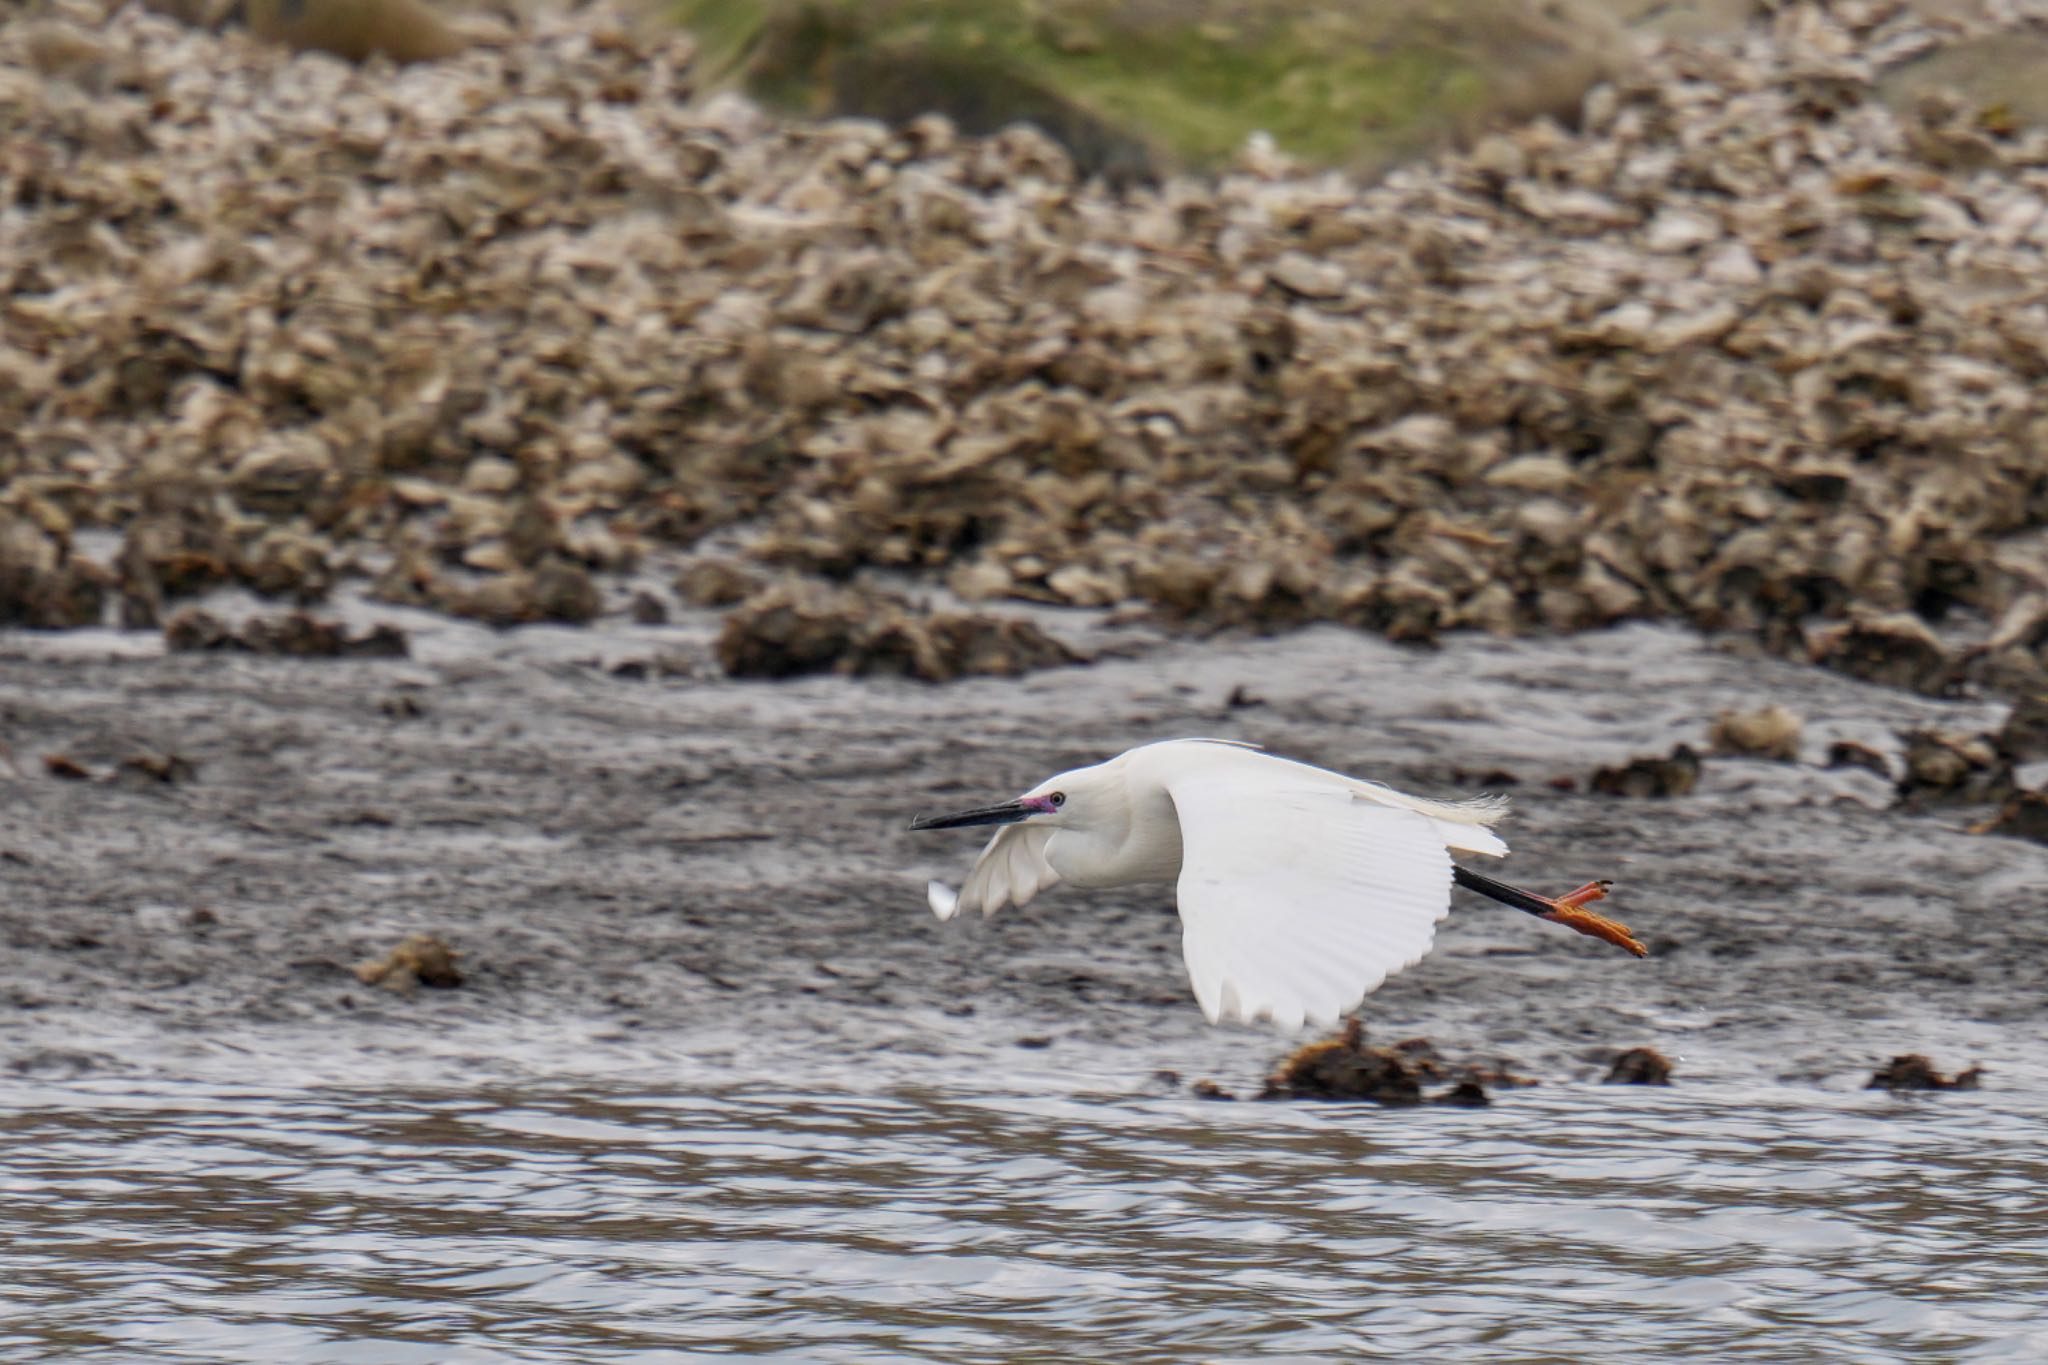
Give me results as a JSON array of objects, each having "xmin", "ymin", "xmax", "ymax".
[
  {"xmin": 907, "ymin": 762, "xmax": 1113, "ymax": 832},
  {"xmin": 905, "ymin": 792, "xmax": 1061, "ymax": 832}
]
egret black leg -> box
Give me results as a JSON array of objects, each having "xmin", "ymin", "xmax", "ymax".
[{"xmin": 1452, "ymin": 866, "xmax": 1647, "ymax": 958}]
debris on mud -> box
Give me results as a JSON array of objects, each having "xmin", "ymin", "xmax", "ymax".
[
  {"xmin": 352, "ymin": 935, "xmax": 464, "ymax": 993},
  {"xmin": 1867, "ymin": 1054, "xmax": 1983, "ymax": 1092},
  {"xmin": 1260, "ymin": 1020, "xmax": 1502, "ymax": 1105},
  {"xmin": 0, "ymin": 513, "xmax": 108, "ymax": 629},
  {"xmin": 1896, "ymin": 729, "xmax": 2012, "ymax": 806},
  {"xmin": 1387, "ymin": 1036, "xmax": 1536, "ymax": 1089},
  {"xmin": 1603, "ymin": 1046, "xmax": 1674, "ymax": 1085},
  {"xmin": 1808, "ymin": 617, "xmax": 1956, "ymax": 696},
  {"xmin": 1997, "ymin": 692, "xmax": 2048, "ymax": 762},
  {"xmin": 628, "ymin": 591, "xmax": 669, "ymax": 626},
  {"xmin": 1826, "ymin": 740, "xmax": 1891, "ymax": 779},
  {"xmin": 1433, "ymin": 1080, "xmax": 1491, "ymax": 1108},
  {"xmin": 165, "ymin": 610, "xmax": 410, "ymax": 659},
  {"xmin": 1969, "ymin": 791, "xmax": 2048, "ymax": 844},
  {"xmin": 133, "ymin": 903, "xmax": 217, "ymax": 934},
  {"xmin": 675, "ymin": 560, "xmax": 763, "ymax": 610},
  {"xmin": 115, "ymin": 752, "xmax": 199, "ymax": 788},
  {"xmin": 1190, "ymin": 1079, "xmax": 1237, "ymax": 1101},
  {"xmin": 1710, "ymin": 706, "xmax": 1802, "ymax": 762},
  {"xmin": 717, "ymin": 581, "xmax": 1079, "ymax": 682},
  {"xmin": 41, "ymin": 754, "xmax": 92, "ymax": 781},
  {"xmin": 1591, "ymin": 745, "xmax": 1701, "ymax": 798},
  {"xmin": 6, "ymin": 1047, "xmax": 112, "ymax": 1078},
  {"xmin": 1263, "ymin": 1021, "xmax": 1423, "ymax": 1104}
]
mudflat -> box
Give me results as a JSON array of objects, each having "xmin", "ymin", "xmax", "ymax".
[{"xmin": 3, "ymin": 608, "xmax": 2036, "ymax": 1093}]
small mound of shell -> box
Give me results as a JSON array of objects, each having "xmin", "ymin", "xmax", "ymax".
[
  {"xmin": 716, "ymin": 580, "xmax": 1079, "ymax": 682},
  {"xmin": 165, "ymin": 608, "xmax": 409, "ymax": 657}
]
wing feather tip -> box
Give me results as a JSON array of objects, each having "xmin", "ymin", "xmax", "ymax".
[{"xmin": 926, "ymin": 880, "xmax": 961, "ymax": 921}]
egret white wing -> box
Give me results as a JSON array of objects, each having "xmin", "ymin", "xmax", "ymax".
[
  {"xmin": 1164, "ymin": 770, "xmax": 1454, "ymax": 1029},
  {"xmin": 929, "ymin": 823, "xmax": 1060, "ymax": 921}
]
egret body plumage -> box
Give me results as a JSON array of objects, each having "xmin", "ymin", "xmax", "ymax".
[{"xmin": 909, "ymin": 738, "xmax": 1644, "ymax": 1030}]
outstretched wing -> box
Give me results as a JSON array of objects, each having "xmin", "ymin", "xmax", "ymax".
[
  {"xmin": 1164, "ymin": 768, "xmax": 1454, "ymax": 1030},
  {"xmin": 926, "ymin": 823, "xmax": 1060, "ymax": 922}
]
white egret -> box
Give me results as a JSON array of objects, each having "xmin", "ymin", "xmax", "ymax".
[{"xmin": 909, "ymin": 738, "xmax": 1645, "ymax": 1030}]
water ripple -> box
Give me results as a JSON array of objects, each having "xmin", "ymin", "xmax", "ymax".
[{"xmin": 1, "ymin": 1078, "xmax": 2043, "ymax": 1362}]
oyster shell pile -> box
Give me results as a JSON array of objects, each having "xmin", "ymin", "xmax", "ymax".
[{"xmin": 4, "ymin": 1, "xmax": 2047, "ymax": 691}]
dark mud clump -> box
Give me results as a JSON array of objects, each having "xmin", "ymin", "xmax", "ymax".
[
  {"xmin": 1971, "ymin": 792, "xmax": 2048, "ymax": 844},
  {"xmin": 1389, "ymin": 1036, "xmax": 1535, "ymax": 1089},
  {"xmin": 1262, "ymin": 1021, "xmax": 1423, "ymax": 1104},
  {"xmin": 717, "ymin": 581, "xmax": 1079, "ymax": 682},
  {"xmin": 114, "ymin": 752, "xmax": 199, "ymax": 789},
  {"xmin": 1867, "ymin": 1054, "xmax": 1983, "ymax": 1091},
  {"xmin": 1434, "ymin": 1080, "xmax": 1491, "ymax": 1108},
  {"xmin": 1590, "ymin": 745, "xmax": 1702, "ymax": 798},
  {"xmin": 675, "ymin": 560, "xmax": 763, "ymax": 610},
  {"xmin": 1260, "ymin": 1020, "xmax": 1496, "ymax": 1106},
  {"xmin": 1896, "ymin": 729, "xmax": 2012, "ymax": 806},
  {"xmin": 1603, "ymin": 1046, "xmax": 1675, "ymax": 1085},
  {"xmin": 353, "ymin": 935, "xmax": 464, "ymax": 993},
  {"xmin": 1808, "ymin": 616, "xmax": 1957, "ymax": 696},
  {"xmin": 0, "ymin": 512, "xmax": 108, "ymax": 629},
  {"xmin": 1998, "ymin": 691, "xmax": 2048, "ymax": 762},
  {"xmin": 165, "ymin": 609, "xmax": 410, "ymax": 659},
  {"xmin": 1826, "ymin": 740, "xmax": 1891, "ymax": 779}
]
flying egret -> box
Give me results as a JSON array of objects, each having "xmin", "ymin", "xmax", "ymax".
[{"xmin": 908, "ymin": 738, "xmax": 1646, "ymax": 1030}]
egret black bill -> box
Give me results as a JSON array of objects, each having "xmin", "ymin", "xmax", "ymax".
[{"xmin": 907, "ymin": 797, "xmax": 1047, "ymax": 831}]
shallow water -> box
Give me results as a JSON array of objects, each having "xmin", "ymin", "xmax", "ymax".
[{"xmin": 5, "ymin": 1076, "xmax": 2045, "ymax": 1363}]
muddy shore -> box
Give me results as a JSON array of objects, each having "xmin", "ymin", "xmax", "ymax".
[{"xmin": 3, "ymin": 605, "xmax": 2039, "ymax": 1093}]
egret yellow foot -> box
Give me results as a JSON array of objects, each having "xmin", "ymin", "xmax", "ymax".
[{"xmin": 1537, "ymin": 881, "xmax": 1647, "ymax": 957}]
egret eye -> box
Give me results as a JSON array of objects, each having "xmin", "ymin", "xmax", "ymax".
[{"xmin": 1049, "ymin": 792, "xmax": 1066, "ymax": 808}]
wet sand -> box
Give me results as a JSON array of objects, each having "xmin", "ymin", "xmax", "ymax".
[{"xmin": 1, "ymin": 606, "xmax": 2040, "ymax": 1093}]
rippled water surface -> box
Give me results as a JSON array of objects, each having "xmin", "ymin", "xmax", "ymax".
[{"xmin": 5, "ymin": 1077, "xmax": 2045, "ymax": 1363}]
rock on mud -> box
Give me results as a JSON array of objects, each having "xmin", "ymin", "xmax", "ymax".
[
  {"xmin": 353, "ymin": 935, "xmax": 464, "ymax": 993},
  {"xmin": 1709, "ymin": 705, "xmax": 1802, "ymax": 761}
]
